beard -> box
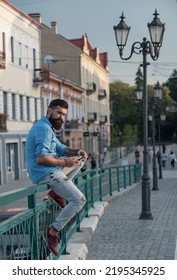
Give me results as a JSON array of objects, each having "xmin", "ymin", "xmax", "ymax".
[{"xmin": 49, "ymin": 115, "xmax": 63, "ymax": 130}]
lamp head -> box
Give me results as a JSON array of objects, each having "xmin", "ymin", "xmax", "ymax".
[
  {"xmin": 154, "ymin": 81, "xmax": 162, "ymax": 100},
  {"xmin": 113, "ymin": 12, "xmax": 131, "ymax": 54},
  {"xmin": 135, "ymin": 84, "xmax": 143, "ymax": 100},
  {"xmin": 148, "ymin": 9, "xmax": 165, "ymax": 48}
]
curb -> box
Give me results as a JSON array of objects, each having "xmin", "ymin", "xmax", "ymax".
[{"xmin": 59, "ymin": 182, "xmax": 139, "ymax": 260}]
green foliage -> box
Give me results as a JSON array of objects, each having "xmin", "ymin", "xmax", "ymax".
[
  {"xmin": 110, "ymin": 77, "xmax": 177, "ymax": 146},
  {"xmin": 135, "ymin": 67, "xmax": 143, "ymax": 87}
]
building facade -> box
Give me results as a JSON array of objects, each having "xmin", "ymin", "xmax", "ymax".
[
  {"xmin": 29, "ymin": 15, "xmax": 110, "ymax": 158},
  {"xmin": 0, "ymin": 0, "xmax": 42, "ymax": 184}
]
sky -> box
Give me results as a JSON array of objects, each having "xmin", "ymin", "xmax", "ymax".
[{"xmin": 8, "ymin": 0, "xmax": 177, "ymax": 86}]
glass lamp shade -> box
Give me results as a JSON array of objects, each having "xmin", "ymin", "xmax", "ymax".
[
  {"xmin": 148, "ymin": 114, "xmax": 153, "ymax": 121},
  {"xmin": 160, "ymin": 113, "xmax": 166, "ymax": 121},
  {"xmin": 135, "ymin": 86, "xmax": 143, "ymax": 100},
  {"xmin": 148, "ymin": 9, "xmax": 165, "ymax": 47},
  {"xmin": 154, "ymin": 81, "xmax": 162, "ymax": 99},
  {"xmin": 113, "ymin": 12, "xmax": 131, "ymax": 51}
]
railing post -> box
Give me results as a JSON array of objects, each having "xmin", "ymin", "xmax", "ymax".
[
  {"xmin": 117, "ymin": 167, "xmax": 120, "ymax": 191},
  {"xmin": 84, "ymin": 175, "xmax": 89, "ymax": 216},
  {"xmin": 129, "ymin": 165, "xmax": 131, "ymax": 185},
  {"xmin": 134, "ymin": 164, "xmax": 137, "ymax": 182},
  {"xmin": 109, "ymin": 168, "xmax": 112, "ymax": 195},
  {"xmin": 99, "ymin": 172, "xmax": 103, "ymax": 201},
  {"xmin": 123, "ymin": 166, "xmax": 126, "ymax": 188},
  {"xmin": 28, "ymin": 191, "xmax": 39, "ymax": 260}
]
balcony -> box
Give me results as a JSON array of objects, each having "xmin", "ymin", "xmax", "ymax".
[
  {"xmin": 0, "ymin": 51, "xmax": 6, "ymax": 69},
  {"xmin": 0, "ymin": 113, "xmax": 7, "ymax": 132},
  {"xmin": 86, "ymin": 82, "xmax": 96, "ymax": 95},
  {"xmin": 64, "ymin": 119, "xmax": 79, "ymax": 131},
  {"xmin": 33, "ymin": 68, "xmax": 49, "ymax": 85},
  {"xmin": 87, "ymin": 112, "xmax": 97, "ymax": 122},
  {"xmin": 98, "ymin": 89, "xmax": 107, "ymax": 100},
  {"xmin": 100, "ymin": 115, "xmax": 107, "ymax": 124}
]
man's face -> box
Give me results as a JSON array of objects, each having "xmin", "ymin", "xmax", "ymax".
[{"xmin": 48, "ymin": 106, "xmax": 67, "ymax": 130}]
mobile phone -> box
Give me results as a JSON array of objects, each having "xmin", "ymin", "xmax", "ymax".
[{"xmin": 77, "ymin": 156, "xmax": 83, "ymax": 160}]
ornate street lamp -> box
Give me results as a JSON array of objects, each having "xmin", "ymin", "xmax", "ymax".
[
  {"xmin": 154, "ymin": 82, "xmax": 163, "ymax": 179},
  {"xmin": 148, "ymin": 81, "xmax": 163, "ymax": 191},
  {"xmin": 113, "ymin": 9, "xmax": 165, "ymax": 219}
]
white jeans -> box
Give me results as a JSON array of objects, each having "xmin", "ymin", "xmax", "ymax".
[{"xmin": 39, "ymin": 170, "xmax": 85, "ymax": 231}]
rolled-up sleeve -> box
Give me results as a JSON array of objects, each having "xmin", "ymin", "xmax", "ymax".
[{"xmin": 35, "ymin": 126, "xmax": 53, "ymax": 157}]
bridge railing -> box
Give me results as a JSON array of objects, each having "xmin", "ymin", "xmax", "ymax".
[{"xmin": 0, "ymin": 163, "xmax": 141, "ymax": 260}]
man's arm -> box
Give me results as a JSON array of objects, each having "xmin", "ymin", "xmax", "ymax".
[
  {"xmin": 37, "ymin": 155, "xmax": 67, "ymax": 167},
  {"xmin": 37, "ymin": 155, "xmax": 84, "ymax": 168}
]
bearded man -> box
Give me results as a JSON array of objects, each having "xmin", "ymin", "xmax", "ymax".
[{"xmin": 25, "ymin": 99, "xmax": 87, "ymax": 256}]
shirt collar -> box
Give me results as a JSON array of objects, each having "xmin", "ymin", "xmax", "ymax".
[{"xmin": 41, "ymin": 116, "xmax": 52, "ymax": 127}]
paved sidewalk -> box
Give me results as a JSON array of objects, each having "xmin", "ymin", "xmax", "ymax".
[
  {"xmin": 86, "ymin": 173, "xmax": 177, "ymax": 260},
  {"xmin": 60, "ymin": 168, "xmax": 177, "ymax": 260}
]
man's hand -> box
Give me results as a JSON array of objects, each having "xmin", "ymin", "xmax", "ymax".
[
  {"xmin": 65, "ymin": 157, "xmax": 81, "ymax": 167},
  {"xmin": 78, "ymin": 150, "xmax": 88, "ymax": 161}
]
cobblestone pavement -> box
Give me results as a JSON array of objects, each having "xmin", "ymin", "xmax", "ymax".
[{"xmin": 86, "ymin": 173, "xmax": 177, "ymax": 260}]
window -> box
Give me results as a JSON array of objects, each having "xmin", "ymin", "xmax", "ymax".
[
  {"xmin": 6, "ymin": 143, "xmax": 15, "ymax": 172},
  {"xmin": 26, "ymin": 97, "xmax": 30, "ymax": 121},
  {"xmin": 18, "ymin": 42, "xmax": 22, "ymax": 66},
  {"xmin": 3, "ymin": 92, "xmax": 7, "ymax": 114},
  {"xmin": 12, "ymin": 93, "xmax": 16, "ymax": 119},
  {"xmin": 25, "ymin": 45, "xmax": 28, "ymax": 68},
  {"xmin": 35, "ymin": 98, "xmax": 38, "ymax": 121},
  {"xmin": 20, "ymin": 95, "xmax": 23, "ymax": 120},
  {"xmin": 33, "ymin": 48, "xmax": 36, "ymax": 77},
  {"xmin": 2, "ymin": 32, "xmax": 5, "ymax": 53},
  {"xmin": 22, "ymin": 142, "xmax": 26, "ymax": 169},
  {"xmin": 11, "ymin": 36, "xmax": 14, "ymax": 63}
]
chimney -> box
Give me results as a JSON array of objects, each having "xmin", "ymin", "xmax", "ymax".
[
  {"xmin": 28, "ymin": 13, "xmax": 42, "ymax": 24},
  {"xmin": 51, "ymin": 21, "xmax": 58, "ymax": 34}
]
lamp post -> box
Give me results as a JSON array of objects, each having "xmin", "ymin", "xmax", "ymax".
[
  {"xmin": 158, "ymin": 112, "xmax": 166, "ymax": 178},
  {"xmin": 113, "ymin": 9, "xmax": 165, "ymax": 219},
  {"xmin": 148, "ymin": 81, "xmax": 163, "ymax": 190}
]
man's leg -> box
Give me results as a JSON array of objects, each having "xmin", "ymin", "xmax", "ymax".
[{"xmin": 40, "ymin": 171, "xmax": 86, "ymax": 255}]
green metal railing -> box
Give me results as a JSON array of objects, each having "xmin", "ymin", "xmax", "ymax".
[{"xmin": 0, "ymin": 163, "xmax": 141, "ymax": 260}]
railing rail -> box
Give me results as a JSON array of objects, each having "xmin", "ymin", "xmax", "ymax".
[{"xmin": 0, "ymin": 163, "xmax": 141, "ymax": 260}]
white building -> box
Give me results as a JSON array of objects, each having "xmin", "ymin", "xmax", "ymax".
[{"xmin": 0, "ymin": 0, "xmax": 42, "ymax": 184}]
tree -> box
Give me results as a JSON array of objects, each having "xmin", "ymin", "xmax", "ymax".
[
  {"xmin": 110, "ymin": 81, "xmax": 140, "ymax": 145},
  {"xmin": 164, "ymin": 69, "xmax": 177, "ymax": 102},
  {"xmin": 135, "ymin": 67, "xmax": 143, "ymax": 88}
]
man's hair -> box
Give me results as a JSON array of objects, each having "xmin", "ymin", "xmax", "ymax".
[{"xmin": 49, "ymin": 99, "xmax": 68, "ymax": 109}]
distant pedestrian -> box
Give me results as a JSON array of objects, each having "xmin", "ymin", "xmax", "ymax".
[
  {"xmin": 169, "ymin": 151, "xmax": 176, "ymax": 168},
  {"xmin": 90, "ymin": 157, "xmax": 97, "ymax": 169},
  {"xmin": 103, "ymin": 146, "xmax": 108, "ymax": 158},
  {"xmin": 134, "ymin": 148, "xmax": 140, "ymax": 164},
  {"xmin": 100, "ymin": 158, "xmax": 106, "ymax": 173},
  {"xmin": 156, "ymin": 150, "xmax": 160, "ymax": 165},
  {"xmin": 161, "ymin": 151, "xmax": 167, "ymax": 168}
]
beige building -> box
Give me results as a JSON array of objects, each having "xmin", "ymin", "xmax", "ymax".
[
  {"xmin": 38, "ymin": 71, "xmax": 84, "ymax": 149},
  {"xmin": 0, "ymin": 0, "xmax": 42, "ymax": 184},
  {"xmin": 30, "ymin": 13, "xmax": 85, "ymax": 150},
  {"xmin": 29, "ymin": 14, "xmax": 110, "ymax": 158}
]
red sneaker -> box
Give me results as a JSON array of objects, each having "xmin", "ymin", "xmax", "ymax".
[
  {"xmin": 47, "ymin": 228, "xmax": 60, "ymax": 256},
  {"xmin": 45, "ymin": 190, "xmax": 66, "ymax": 208}
]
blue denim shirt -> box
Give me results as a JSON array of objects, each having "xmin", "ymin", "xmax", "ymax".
[{"xmin": 25, "ymin": 116, "xmax": 67, "ymax": 184}]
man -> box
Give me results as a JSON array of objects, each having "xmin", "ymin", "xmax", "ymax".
[
  {"xmin": 134, "ymin": 148, "xmax": 140, "ymax": 164},
  {"xmin": 25, "ymin": 99, "xmax": 87, "ymax": 256}
]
